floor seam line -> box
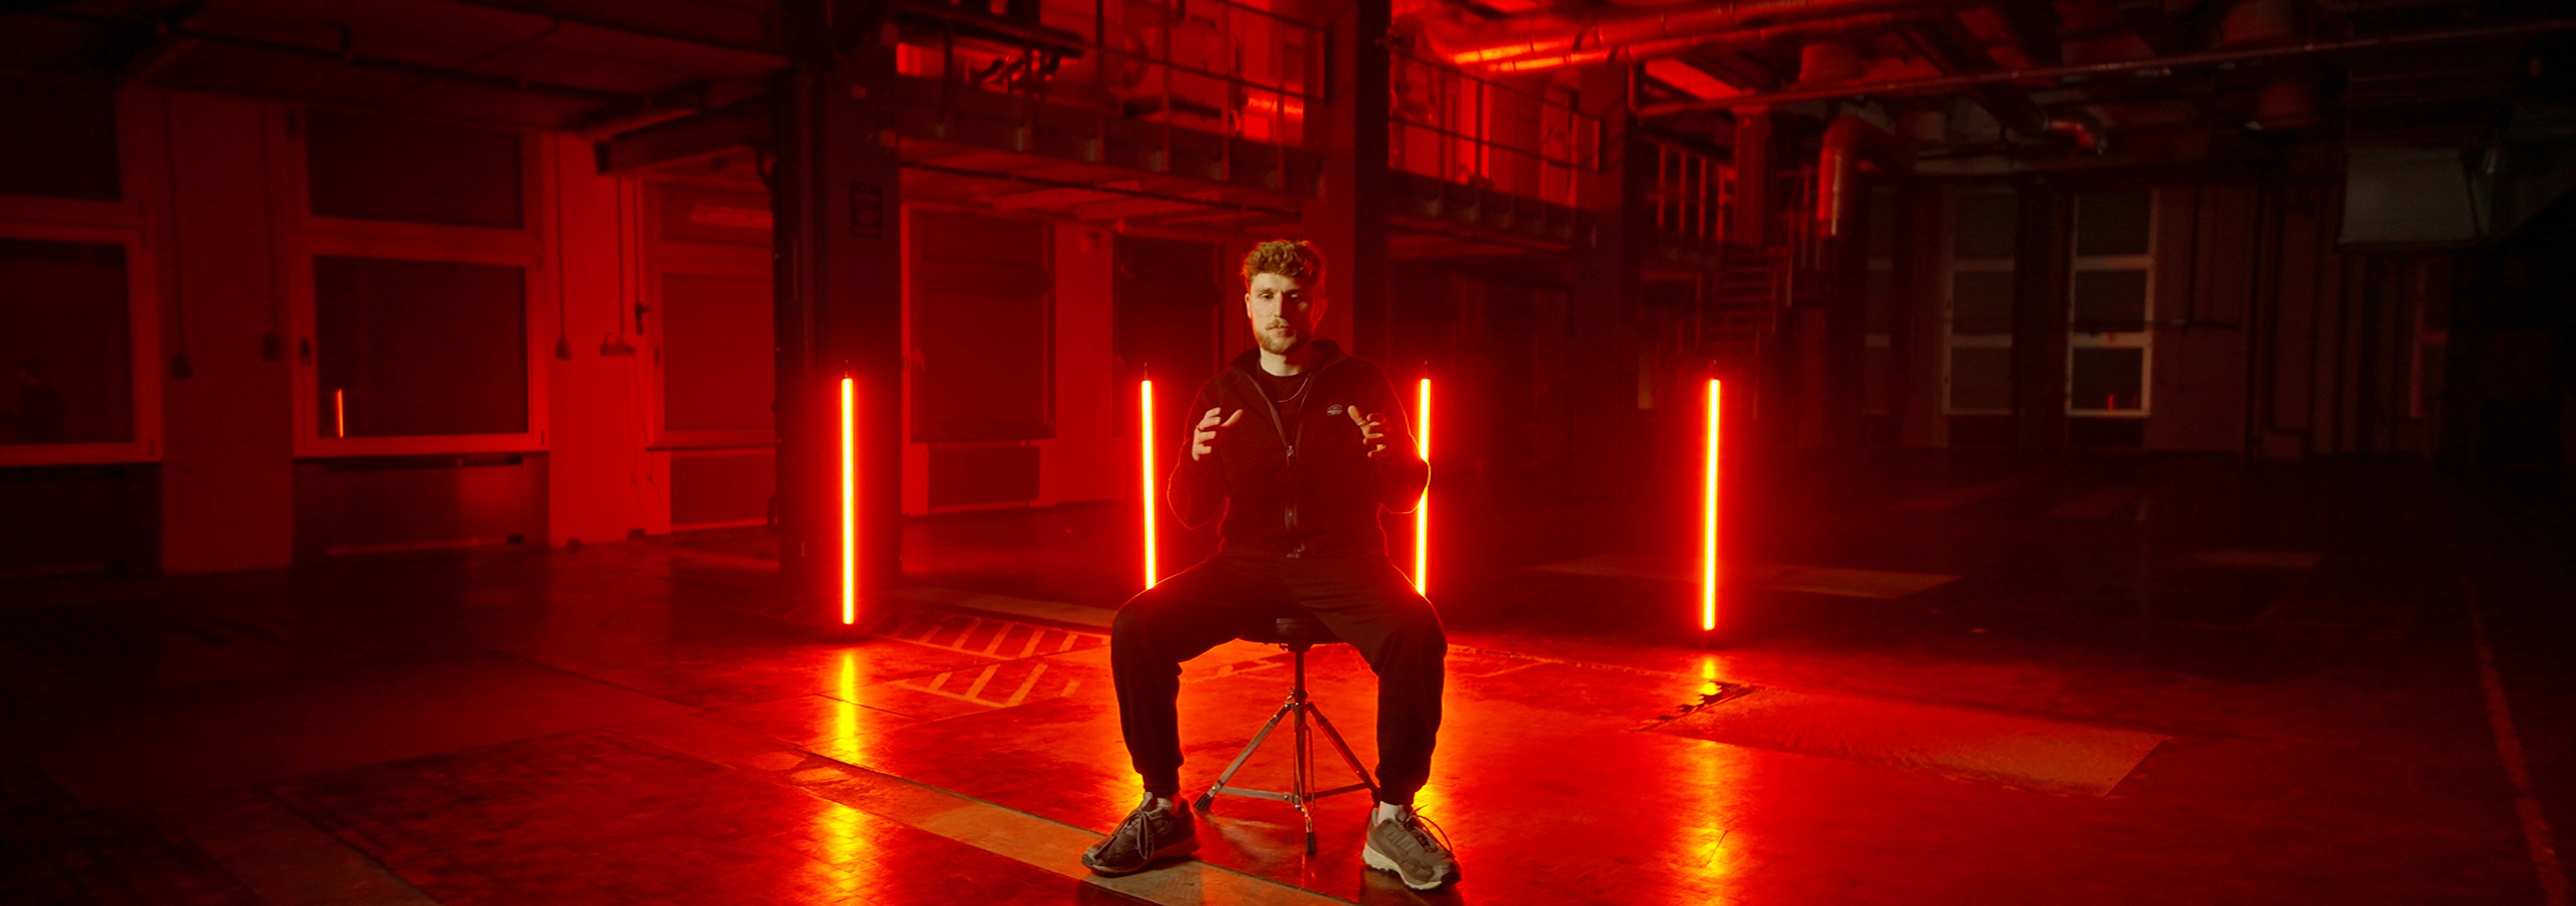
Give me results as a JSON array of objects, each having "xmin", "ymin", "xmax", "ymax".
[{"xmin": 2463, "ymin": 578, "xmax": 2573, "ymax": 905}]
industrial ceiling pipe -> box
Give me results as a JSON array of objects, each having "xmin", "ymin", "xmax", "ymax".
[
  {"xmin": 1452, "ymin": 0, "xmax": 1986, "ymax": 68},
  {"xmin": 1487, "ymin": 11, "xmax": 1944, "ymax": 72},
  {"xmin": 2043, "ymin": 114, "xmax": 2108, "ymax": 154},
  {"xmin": 1817, "ymin": 113, "xmax": 1909, "ymax": 241},
  {"xmin": 1637, "ymin": 15, "xmax": 2576, "ymax": 115}
]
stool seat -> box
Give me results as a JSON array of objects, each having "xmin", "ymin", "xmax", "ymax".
[{"xmin": 1241, "ymin": 614, "xmax": 1338, "ymax": 650}]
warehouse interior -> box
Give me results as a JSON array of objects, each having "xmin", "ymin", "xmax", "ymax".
[{"xmin": 4, "ymin": 0, "xmax": 2575, "ymax": 902}]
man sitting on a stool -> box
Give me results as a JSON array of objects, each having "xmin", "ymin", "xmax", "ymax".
[{"xmin": 1081, "ymin": 240, "xmax": 1459, "ymax": 891}]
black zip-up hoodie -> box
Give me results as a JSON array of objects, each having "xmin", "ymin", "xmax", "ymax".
[{"xmin": 1167, "ymin": 340, "xmax": 1428, "ymax": 560}]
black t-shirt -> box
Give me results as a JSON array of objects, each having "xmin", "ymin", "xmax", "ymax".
[{"xmin": 1250, "ymin": 366, "xmax": 1318, "ymax": 427}]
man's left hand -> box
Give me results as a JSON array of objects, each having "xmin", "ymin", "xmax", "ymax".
[{"xmin": 1349, "ymin": 407, "xmax": 1392, "ymax": 458}]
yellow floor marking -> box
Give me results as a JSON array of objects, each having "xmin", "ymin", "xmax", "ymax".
[
  {"xmin": 897, "ymin": 586, "xmax": 1116, "ymax": 628},
  {"xmin": 626, "ymin": 715, "xmax": 1355, "ymax": 906}
]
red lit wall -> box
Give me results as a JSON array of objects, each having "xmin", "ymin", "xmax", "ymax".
[{"xmin": 545, "ymin": 138, "xmax": 661, "ymax": 546}]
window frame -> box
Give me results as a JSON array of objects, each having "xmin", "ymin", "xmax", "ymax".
[
  {"xmin": 0, "ymin": 87, "xmax": 163, "ymax": 467},
  {"xmin": 2065, "ymin": 189, "xmax": 2155, "ymax": 418},
  {"xmin": 276, "ymin": 107, "xmax": 553, "ymax": 458},
  {"xmin": 1940, "ymin": 186, "xmax": 2017, "ymax": 417},
  {"xmin": 639, "ymin": 177, "xmax": 777, "ymax": 456},
  {"xmin": 0, "ymin": 220, "xmax": 164, "ymax": 466}
]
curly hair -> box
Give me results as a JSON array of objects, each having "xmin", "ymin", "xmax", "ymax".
[{"xmin": 1240, "ymin": 239, "xmax": 1326, "ymax": 290}]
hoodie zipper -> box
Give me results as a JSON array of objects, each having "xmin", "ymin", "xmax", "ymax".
[{"xmin": 1240, "ymin": 355, "xmax": 1344, "ymax": 557}]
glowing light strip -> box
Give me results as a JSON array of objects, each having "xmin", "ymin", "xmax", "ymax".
[
  {"xmin": 1140, "ymin": 379, "xmax": 1157, "ymax": 589},
  {"xmin": 332, "ymin": 389, "xmax": 345, "ymax": 438},
  {"xmin": 1701, "ymin": 379, "xmax": 1721, "ymax": 632},
  {"xmin": 840, "ymin": 376, "xmax": 857, "ymax": 625},
  {"xmin": 1413, "ymin": 378, "xmax": 1430, "ymax": 597}
]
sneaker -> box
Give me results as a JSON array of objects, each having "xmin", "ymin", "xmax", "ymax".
[
  {"xmin": 1362, "ymin": 807, "xmax": 1460, "ymax": 891},
  {"xmin": 1081, "ymin": 793, "xmax": 1198, "ymax": 876}
]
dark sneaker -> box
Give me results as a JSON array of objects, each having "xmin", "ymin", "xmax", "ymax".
[
  {"xmin": 1362, "ymin": 808, "xmax": 1460, "ymax": 891},
  {"xmin": 1081, "ymin": 793, "xmax": 1198, "ymax": 876}
]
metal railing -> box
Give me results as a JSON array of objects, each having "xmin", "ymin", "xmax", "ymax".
[
  {"xmin": 1649, "ymin": 139, "xmax": 1729, "ymax": 256},
  {"xmin": 897, "ymin": 0, "xmax": 1324, "ymax": 153},
  {"xmin": 1389, "ymin": 50, "xmax": 1602, "ymax": 208}
]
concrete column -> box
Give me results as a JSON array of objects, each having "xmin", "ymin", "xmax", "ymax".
[
  {"xmin": 772, "ymin": 1, "xmax": 904, "ymax": 626},
  {"xmin": 1729, "ymin": 108, "xmax": 1771, "ymax": 249},
  {"xmin": 2012, "ymin": 177, "xmax": 2072, "ymax": 452},
  {"xmin": 1572, "ymin": 64, "xmax": 1646, "ymax": 500},
  {"xmin": 158, "ymin": 91, "xmax": 294, "ymax": 574},
  {"xmin": 1295, "ymin": 0, "xmax": 1391, "ymax": 360}
]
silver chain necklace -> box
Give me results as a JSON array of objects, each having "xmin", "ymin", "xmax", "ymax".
[{"xmin": 1268, "ymin": 372, "xmax": 1316, "ymax": 403}]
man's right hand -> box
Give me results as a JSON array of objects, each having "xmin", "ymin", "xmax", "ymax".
[{"xmin": 1192, "ymin": 407, "xmax": 1243, "ymax": 461}]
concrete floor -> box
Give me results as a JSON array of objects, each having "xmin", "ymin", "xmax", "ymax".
[{"xmin": 4, "ymin": 452, "xmax": 2571, "ymax": 904}]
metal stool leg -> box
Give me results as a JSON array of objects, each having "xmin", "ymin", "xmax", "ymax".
[
  {"xmin": 1302, "ymin": 699, "xmax": 1380, "ymax": 804},
  {"xmin": 1199, "ymin": 695, "xmax": 1295, "ymax": 812},
  {"xmin": 1199, "ymin": 645, "xmax": 1379, "ymax": 853}
]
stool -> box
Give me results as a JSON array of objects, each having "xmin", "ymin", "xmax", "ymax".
[{"xmin": 1195, "ymin": 614, "xmax": 1380, "ymax": 854}]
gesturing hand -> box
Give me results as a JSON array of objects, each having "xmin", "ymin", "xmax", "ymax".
[
  {"xmin": 1193, "ymin": 407, "xmax": 1242, "ymax": 461},
  {"xmin": 1349, "ymin": 406, "xmax": 1393, "ymax": 458}
]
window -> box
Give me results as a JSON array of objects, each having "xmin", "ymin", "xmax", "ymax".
[
  {"xmin": 644, "ymin": 181, "xmax": 777, "ymax": 530},
  {"xmin": 0, "ymin": 238, "xmax": 150, "ymax": 456},
  {"xmin": 1943, "ymin": 189, "xmax": 2016, "ymax": 415},
  {"xmin": 645, "ymin": 181, "xmax": 775, "ymax": 450},
  {"xmin": 0, "ymin": 77, "xmax": 121, "ymax": 201},
  {"xmin": 2068, "ymin": 189, "xmax": 2152, "ymax": 415},
  {"xmin": 661, "ymin": 274, "xmax": 774, "ymax": 432},
  {"xmin": 909, "ymin": 210, "xmax": 1054, "ymax": 443},
  {"xmin": 312, "ymin": 256, "xmax": 529, "ymax": 438},
  {"xmin": 0, "ymin": 81, "xmax": 157, "ymax": 468},
  {"xmin": 1863, "ymin": 186, "xmax": 1897, "ymax": 415},
  {"xmin": 287, "ymin": 109, "xmax": 546, "ymax": 456}
]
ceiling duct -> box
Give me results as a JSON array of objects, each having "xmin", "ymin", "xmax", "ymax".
[
  {"xmin": 1817, "ymin": 113, "xmax": 1909, "ymax": 241},
  {"xmin": 1448, "ymin": 0, "xmax": 1985, "ymax": 69}
]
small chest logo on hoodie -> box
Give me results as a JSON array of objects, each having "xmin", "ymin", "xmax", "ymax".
[{"xmin": 1325, "ymin": 404, "xmax": 1346, "ymax": 416}]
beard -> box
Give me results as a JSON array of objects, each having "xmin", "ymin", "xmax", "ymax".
[{"xmin": 1256, "ymin": 324, "xmax": 1304, "ymax": 355}]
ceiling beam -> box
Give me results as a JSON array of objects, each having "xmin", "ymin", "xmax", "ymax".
[
  {"xmin": 595, "ymin": 103, "xmax": 768, "ymax": 172},
  {"xmin": 1987, "ymin": 1, "xmax": 2063, "ymax": 64},
  {"xmin": 23, "ymin": 9, "xmax": 645, "ymax": 104},
  {"xmin": 430, "ymin": 0, "xmax": 785, "ymax": 58},
  {"xmin": 2108, "ymin": 0, "xmax": 2190, "ymax": 55}
]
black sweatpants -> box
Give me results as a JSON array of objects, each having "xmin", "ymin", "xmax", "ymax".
[{"xmin": 1110, "ymin": 552, "xmax": 1448, "ymax": 806}]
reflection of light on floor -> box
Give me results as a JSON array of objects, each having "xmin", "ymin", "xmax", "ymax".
[
  {"xmin": 1686, "ymin": 654, "xmax": 1746, "ymax": 899},
  {"xmin": 834, "ymin": 648, "xmax": 865, "ymax": 763},
  {"xmin": 817, "ymin": 799, "xmax": 869, "ymax": 897},
  {"xmin": 822, "ymin": 648, "xmax": 873, "ymax": 895}
]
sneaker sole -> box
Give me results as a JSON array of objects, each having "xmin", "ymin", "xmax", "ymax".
[
  {"xmin": 1362, "ymin": 841, "xmax": 1458, "ymax": 891},
  {"xmin": 1083, "ymin": 836, "xmax": 1200, "ymax": 877}
]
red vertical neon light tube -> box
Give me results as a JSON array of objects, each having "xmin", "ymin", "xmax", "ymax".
[
  {"xmin": 840, "ymin": 376, "xmax": 857, "ymax": 625},
  {"xmin": 1701, "ymin": 379, "xmax": 1721, "ymax": 632},
  {"xmin": 1413, "ymin": 378, "xmax": 1430, "ymax": 596},
  {"xmin": 1140, "ymin": 379, "xmax": 1157, "ymax": 589},
  {"xmin": 333, "ymin": 389, "xmax": 346, "ymax": 438}
]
